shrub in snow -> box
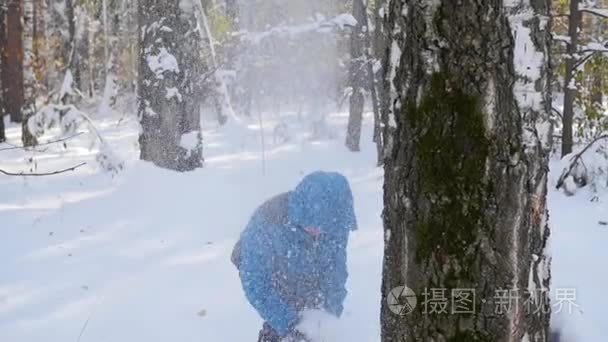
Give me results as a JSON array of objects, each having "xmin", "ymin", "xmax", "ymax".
[
  {"xmin": 556, "ymin": 136, "xmax": 608, "ymax": 196},
  {"xmin": 28, "ymin": 104, "xmax": 124, "ymax": 174}
]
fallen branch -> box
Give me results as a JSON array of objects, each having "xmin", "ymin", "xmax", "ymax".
[
  {"xmin": 556, "ymin": 135, "xmax": 608, "ymax": 189},
  {"xmin": 0, "ymin": 132, "xmax": 85, "ymax": 152},
  {"xmin": 0, "ymin": 162, "xmax": 87, "ymax": 177}
]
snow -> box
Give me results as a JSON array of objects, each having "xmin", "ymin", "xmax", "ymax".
[
  {"xmin": 387, "ymin": 39, "xmax": 401, "ymax": 129},
  {"xmin": 1, "ymin": 105, "xmax": 607, "ymax": 341},
  {"xmin": 331, "ymin": 14, "xmax": 358, "ymax": 30},
  {"xmin": 0, "ymin": 111, "xmax": 383, "ymax": 342},
  {"xmin": 60, "ymin": 70, "xmax": 75, "ymax": 100},
  {"xmin": 180, "ymin": 131, "xmax": 200, "ymax": 151},
  {"xmin": 549, "ymin": 158, "xmax": 608, "ymax": 341},
  {"xmin": 506, "ymin": 4, "xmax": 545, "ymax": 114},
  {"xmin": 146, "ymin": 47, "xmax": 179, "ymax": 79},
  {"xmin": 241, "ymin": 13, "xmax": 356, "ymax": 45},
  {"xmin": 165, "ymin": 87, "xmax": 182, "ymax": 102}
]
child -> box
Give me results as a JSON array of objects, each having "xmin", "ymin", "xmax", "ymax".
[{"xmin": 232, "ymin": 171, "xmax": 357, "ymax": 341}]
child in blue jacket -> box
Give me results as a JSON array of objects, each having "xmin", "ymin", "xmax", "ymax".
[{"xmin": 232, "ymin": 171, "xmax": 357, "ymax": 341}]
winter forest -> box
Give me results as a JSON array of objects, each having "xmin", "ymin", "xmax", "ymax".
[{"xmin": 1, "ymin": 0, "xmax": 608, "ymax": 341}]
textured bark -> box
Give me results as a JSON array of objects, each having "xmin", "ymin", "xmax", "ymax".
[
  {"xmin": 21, "ymin": 0, "xmax": 37, "ymax": 146},
  {"xmin": 138, "ymin": 0, "xmax": 203, "ymax": 171},
  {"xmin": 0, "ymin": 1, "xmax": 5, "ymax": 142},
  {"xmin": 5, "ymin": 0, "xmax": 24, "ymax": 123},
  {"xmin": 376, "ymin": 0, "xmax": 394, "ymax": 166},
  {"xmin": 381, "ymin": 1, "xmax": 552, "ymax": 341},
  {"xmin": 345, "ymin": 0, "xmax": 367, "ymax": 152},
  {"xmin": 561, "ymin": 0, "xmax": 580, "ymax": 157},
  {"xmin": 373, "ymin": 0, "xmax": 389, "ymax": 166},
  {"xmin": 50, "ymin": 0, "xmax": 71, "ymax": 89}
]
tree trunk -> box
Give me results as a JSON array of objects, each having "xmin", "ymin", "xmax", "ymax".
[
  {"xmin": 589, "ymin": 10, "xmax": 603, "ymax": 116},
  {"xmin": 562, "ymin": 0, "xmax": 580, "ymax": 157},
  {"xmin": 21, "ymin": 0, "xmax": 37, "ymax": 146},
  {"xmin": 5, "ymin": 0, "xmax": 24, "ymax": 123},
  {"xmin": 380, "ymin": 1, "xmax": 552, "ymax": 341},
  {"xmin": 0, "ymin": 1, "xmax": 6, "ymax": 142},
  {"xmin": 345, "ymin": 0, "xmax": 366, "ymax": 152},
  {"xmin": 138, "ymin": 0, "xmax": 203, "ymax": 171},
  {"xmin": 367, "ymin": 0, "xmax": 384, "ymax": 166},
  {"xmin": 65, "ymin": 0, "xmax": 80, "ymax": 91},
  {"xmin": 375, "ymin": 0, "xmax": 393, "ymax": 166}
]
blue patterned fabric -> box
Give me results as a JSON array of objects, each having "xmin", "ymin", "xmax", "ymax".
[{"xmin": 237, "ymin": 171, "xmax": 357, "ymax": 336}]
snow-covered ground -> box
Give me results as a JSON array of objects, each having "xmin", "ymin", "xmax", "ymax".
[
  {"xmin": 0, "ymin": 110, "xmax": 605, "ymax": 341},
  {"xmin": 0, "ymin": 112, "xmax": 383, "ymax": 342},
  {"xmin": 549, "ymin": 169, "xmax": 608, "ymax": 341}
]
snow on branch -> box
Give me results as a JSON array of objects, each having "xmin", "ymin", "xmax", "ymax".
[
  {"xmin": 0, "ymin": 162, "xmax": 87, "ymax": 177},
  {"xmin": 28, "ymin": 104, "xmax": 124, "ymax": 174},
  {"xmin": 556, "ymin": 135, "xmax": 608, "ymax": 195}
]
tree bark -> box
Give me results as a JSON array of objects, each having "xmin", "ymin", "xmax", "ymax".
[
  {"xmin": 21, "ymin": 0, "xmax": 37, "ymax": 146},
  {"xmin": 375, "ymin": 0, "xmax": 393, "ymax": 166},
  {"xmin": 65, "ymin": 0, "xmax": 80, "ymax": 91},
  {"xmin": 138, "ymin": 0, "xmax": 203, "ymax": 171},
  {"xmin": 380, "ymin": 1, "xmax": 552, "ymax": 341},
  {"xmin": 0, "ymin": 1, "xmax": 6, "ymax": 142},
  {"xmin": 5, "ymin": 0, "xmax": 24, "ymax": 123},
  {"xmin": 345, "ymin": 0, "xmax": 367, "ymax": 152},
  {"xmin": 562, "ymin": 0, "xmax": 580, "ymax": 157}
]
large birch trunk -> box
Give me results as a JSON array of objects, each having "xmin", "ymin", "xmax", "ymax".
[{"xmin": 380, "ymin": 1, "xmax": 553, "ymax": 341}]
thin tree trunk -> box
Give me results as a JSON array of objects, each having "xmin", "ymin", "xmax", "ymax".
[
  {"xmin": 65, "ymin": 0, "xmax": 79, "ymax": 91},
  {"xmin": 366, "ymin": 0, "xmax": 383, "ymax": 165},
  {"xmin": 345, "ymin": 0, "xmax": 366, "ymax": 152},
  {"xmin": 100, "ymin": 0, "xmax": 120, "ymax": 112},
  {"xmin": 5, "ymin": 0, "xmax": 24, "ymax": 123},
  {"xmin": 590, "ymin": 9, "xmax": 603, "ymax": 115},
  {"xmin": 562, "ymin": 0, "xmax": 580, "ymax": 157},
  {"xmin": 380, "ymin": 1, "xmax": 552, "ymax": 341},
  {"xmin": 0, "ymin": 1, "xmax": 6, "ymax": 142},
  {"xmin": 375, "ymin": 0, "xmax": 392, "ymax": 165},
  {"xmin": 21, "ymin": 0, "xmax": 37, "ymax": 146}
]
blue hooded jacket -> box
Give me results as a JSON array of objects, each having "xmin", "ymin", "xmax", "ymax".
[{"xmin": 235, "ymin": 171, "xmax": 357, "ymax": 336}]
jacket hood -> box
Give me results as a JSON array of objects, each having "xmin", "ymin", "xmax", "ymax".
[{"xmin": 288, "ymin": 171, "xmax": 357, "ymax": 237}]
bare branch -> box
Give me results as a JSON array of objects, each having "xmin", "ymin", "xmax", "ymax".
[
  {"xmin": 556, "ymin": 135, "xmax": 608, "ymax": 190},
  {"xmin": 0, "ymin": 132, "xmax": 85, "ymax": 152},
  {"xmin": 0, "ymin": 162, "xmax": 87, "ymax": 177},
  {"xmin": 573, "ymin": 50, "xmax": 601, "ymax": 70},
  {"xmin": 580, "ymin": 8, "xmax": 608, "ymax": 19},
  {"xmin": 552, "ymin": 107, "xmax": 564, "ymax": 119}
]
